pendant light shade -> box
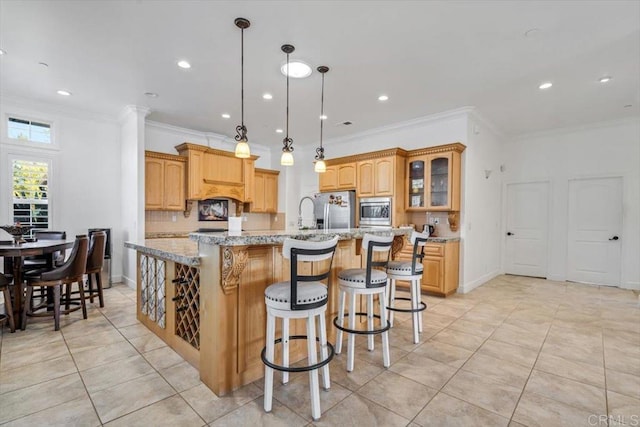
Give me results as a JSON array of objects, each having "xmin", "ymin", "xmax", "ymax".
[
  {"xmin": 234, "ymin": 17, "xmax": 251, "ymax": 158},
  {"xmin": 314, "ymin": 66, "xmax": 329, "ymax": 173},
  {"xmin": 280, "ymin": 44, "xmax": 295, "ymax": 166}
]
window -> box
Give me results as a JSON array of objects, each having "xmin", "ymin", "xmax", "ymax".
[
  {"xmin": 12, "ymin": 159, "xmax": 50, "ymax": 233},
  {"xmin": 7, "ymin": 117, "xmax": 52, "ymax": 144}
]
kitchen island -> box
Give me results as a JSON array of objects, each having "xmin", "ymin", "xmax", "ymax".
[{"xmin": 126, "ymin": 227, "xmax": 423, "ymax": 395}]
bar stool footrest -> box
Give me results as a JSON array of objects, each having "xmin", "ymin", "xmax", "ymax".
[
  {"xmin": 333, "ymin": 313, "xmax": 391, "ymax": 335},
  {"xmin": 387, "ymin": 297, "xmax": 427, "ymax": 313},
  {"xmin": 261, "ymin": 335, "xmax": 335, "ymax": 373}
]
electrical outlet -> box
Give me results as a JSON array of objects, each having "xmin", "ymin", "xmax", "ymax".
[
  {"xmin": 242, "ymin": 215, "xmax": 248, "ymax": 222},
  {"xmin": 434, "ymin": 217, "xmax": 440, "ymax": 225},
  {"xmin": 171, "ymin": 214, "xmax": 177, "ymax": 222}
]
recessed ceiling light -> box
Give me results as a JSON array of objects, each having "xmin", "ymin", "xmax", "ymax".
[
  {"xmin": 57, "ymin": 90, "xmax": 72, "ymax": 96},
  {"xmin": 262, "ymin": 93, "xmax": 273, "ymax": 100},
  {"xmin": 378, "ymin": 95, "xmax": 389, "ymax": 101},
  {"xmin": 538, "ymin": 82, "xmax": 553, "ymax": 90},
  {"xmin": 275, "ymin": 128, "xmax": 283, "ymax": 133},
  {"xmin": 221, "ymin": 113, "xmax": 231, "ymax": 119},
  {"xmin": 320, "ymin": 115, "xmax": 327, "ymax": 120},
  {"xmin": 598, "ymin": 76, "xmax": 612, "ymax": 83},
  {"xmin": 145, "ymin": 92, "xmax": 159, "ymax": 98},
  {"xmin": 280, "ymin": 61, "xmax": 312, "ymax": 78},
  {"xmin": 177, "ymin": 60, "xmax": 191, "ymax": 69},
  {"xmin": 0, "ymin": 49, "xmax": 6, "ymax": 55}
]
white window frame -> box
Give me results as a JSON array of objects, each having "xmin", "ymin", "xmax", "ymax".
[
  {"xmin": 3, "ymin": 150, "xmax": 56, "ymax": 230},
  {"xmin": 2, "ymin": 112, "xmax": 59, "ymax": 151}
]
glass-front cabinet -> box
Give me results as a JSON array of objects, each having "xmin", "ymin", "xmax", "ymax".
[
  {"xmin": 405, "ymin": 147, "xmax": 462, "ymax": 212},
  {"xmin": 407, "ymin": 157, "xmax": 427, "ymax": 209}
]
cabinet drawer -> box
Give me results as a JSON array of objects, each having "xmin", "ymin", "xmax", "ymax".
[{"xmin": 425, "ymin": 244, "xmax": 444, "ymax": 257}]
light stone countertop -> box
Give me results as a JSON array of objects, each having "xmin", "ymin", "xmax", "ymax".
[{"xmin": 126, "ymin": 228, "xmax": 460, "ymax": 265}]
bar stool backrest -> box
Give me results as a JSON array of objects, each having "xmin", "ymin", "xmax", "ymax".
[
  {"xmin": 86, "ymin": 231, "xmax": 106, "ymax": 272},
  {"xmin": 40, "ymin": 235, "xmax": 89, "ymax": 282},
  {"xmin": 409, "ymin": 231, "xmax": 430, "ymax": 275},
  {"xmin": 283, "ymin": 236, "xmax": 339, "ymax": 311},
  {"xmin": 361, "ymin": 234, "xmax": 394, "ymax": 288}
]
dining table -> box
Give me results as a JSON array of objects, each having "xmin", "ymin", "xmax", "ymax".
[{"xmin": 0, "ymin": 239, "xmax": 74, "ymax": 329}]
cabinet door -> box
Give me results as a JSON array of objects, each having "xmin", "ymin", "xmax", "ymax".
[
  {"xmin": 145, "ymin": 158, "xmax": 164, "ymax": 210},
  {"xmin": 357, "ymin": 160, "xmax": 375, "ymax": 197},
  {"xmin": 163, "ymin": 160, "xmax": 185, "ymax": 210},
  {"xmin": 406, "ymin": 156, "xmax": 427, "ymax": 210},
  {"xmin": 374, "ymin": 157, "xmax": 394, "ymax": 196},
  {"xmin": 421, "ymin": 256, "xmax": 444, "ymax": 293},
  {"xmin": 319, "ymin": 166, "xmax": 338, "ymax": 191},
  {"xmin": 337, "ymin": 164, "xmax": 356, "ymax": 189},
  {"xmin": 427, "ymin": 153, "xmax": 453, "ymax": 210},
  {"xmin": 265, "ymin": 174, "xmax": 278, "ymax": 213},
  {"xmin": 253, "ymin": 173, "xmax": 266, "ymax": 213},
  {"xmin": 244, "ymin": 160, "xmax": 255, "ymax": 203},
  {"xmin": 187, "ymin": 150, "xmax": 204, "ymax": 199}
]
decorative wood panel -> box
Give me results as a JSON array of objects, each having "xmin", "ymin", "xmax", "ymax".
[{"xmin": 174, "ymin": 263, "xmax": 200, "ymax": 350}]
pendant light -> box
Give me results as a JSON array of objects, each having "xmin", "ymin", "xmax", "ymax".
[
  {"xmin": 314, "ymin": 66, "xmax": 329, "ymax": 173},
  {"xmin": 234, "ymin": 17, "xmax": 251, "ymax": 158},
  {"xmin": 280, "ymin": 44, "xmax": 295, "ymax": 166}
]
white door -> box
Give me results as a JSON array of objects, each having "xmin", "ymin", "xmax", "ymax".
[
  {"xmin": 505, "ymin": 182, "xmax": 549, "ymax": 278},
  {"xmin": 567, "ymin": 177, "xmax": 622, "ymax": 286}
]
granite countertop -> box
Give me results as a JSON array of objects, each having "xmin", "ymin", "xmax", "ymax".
[
  {"xmin": 124, "ymin": 238, "xmax": 199, "ymax": 266},
  {"xmin": 190, "ymin": 227, "xmax": 415, "ymax": 246}
]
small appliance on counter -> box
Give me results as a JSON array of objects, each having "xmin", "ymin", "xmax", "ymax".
[{"xmin": 313, "ymin": 191, "xmax": 356, "ymax": 230}]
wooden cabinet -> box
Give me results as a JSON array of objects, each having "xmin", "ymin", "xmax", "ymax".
[
  {"xmin": 175, "ymin": 143, "xmax": 258, "ymax": 202},
  {"xmin": 145, "ymin": 151, "xmax": 186, "ymax": 211},
  {"xmin": 249, "ymin": 169, "xmax": 279, "ymax": 213},
  {"xmin": 357, "ymin": 157, "xmax": 395, "ymax": 198},
  {"xmin": 319, "ymin": 163, "xmax": 356, "ymax": 191},
  {"xmin": 396, "ymin": 238, "xmax": 459, "ymax": 296},
  {"xmin": 405, "ymin": 144, "xmax": 464, "ymax": 212}
]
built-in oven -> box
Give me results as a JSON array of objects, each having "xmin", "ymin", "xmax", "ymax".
[{"xmin": 359, "ymin": 197, "xmax": 392, "ymax": 227}]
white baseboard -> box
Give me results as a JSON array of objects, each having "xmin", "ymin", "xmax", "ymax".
[
  {"xmin": 547, "ymin": 274, "xmax": 565, "ymax": 282},
  {"xmin": 121, "ymin": 275, "xmax": 136, "ymax": 289},
  {"xmin": 458, "ymin": 270, "xmax": 501, "ymax": 294},
  {"xmin": 621, "ymin": 281, "xmax": 640, "ymax": 290}
]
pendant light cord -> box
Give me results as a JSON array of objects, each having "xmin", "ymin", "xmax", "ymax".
[
  {"xmin": 285, "ymin": 52, "xmax": 290, "ymax": 139},
  {"xmin": 319, "ymin": 72, "xmax": 324, "ymax": 149},
  {"xmin": 241, "ymin": 27, "xmax": 244, "ymax": 129}
]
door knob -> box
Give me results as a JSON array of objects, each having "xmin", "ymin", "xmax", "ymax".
[
  {"xmin": 506, "ymin": 232, "xmax": 514, "ymax": 236},
  {"xmin": 609, "ymin": 236, "xmax": 619, "ymax": 241}
]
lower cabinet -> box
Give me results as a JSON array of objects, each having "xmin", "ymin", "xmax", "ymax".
[{"xmin": 396, "ymin": 239, "xmax": 460, "ymax": 296}]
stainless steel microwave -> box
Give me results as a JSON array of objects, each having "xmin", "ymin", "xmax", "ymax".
[{"xmin": 359, "ymin": 197, "xmax": 392, "ymax": 227}]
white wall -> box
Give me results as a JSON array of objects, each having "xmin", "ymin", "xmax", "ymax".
[
  {"xmin": 503, "ymin": 119, "xmax": 640, "ymax": 289},
  {"xmin": 0, "ymin": 98, "xmax": 124, "ymax": 281}
]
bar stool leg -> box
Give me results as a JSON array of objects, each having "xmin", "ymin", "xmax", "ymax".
[
  {"xmin": 335, "ymin": 289, "xmax": 345, "ymax": 354},
  {"xmin": 367, "ymin": 294, "xmax": 374, "ymax": 351},
  {"xmin": 347, "ymin": 291, "xmax": 356, "ymax": 372},
  {"xmin": 379, "ymin": 288, "xmax": 390, "ymax": 368},
  {"xmin": 318, "ymin": 312, "xmax": 330, "ymax": 391},
  {"xmin": 388, "ymin": 279, "xmax": 396, "ymax": 327},
  {"xmin": 417, "ymin": 279, "xmax": 423, "ymax": 333},
  {"xmin": 3, "ymin": 285, "xmax": 15, "ymax": 333},
  {"xmin": 22, "ymin": 286, "xmax": 33, "ymax": 330},
  {"xmin": 53, "ymin": 285, "xmax": 61, "ymax": 331},
  {"xmin": 282, "ymin": 317, "xmax": 289, "ymax": 385},
  {"xmin": 307, "ymin": 313, "xmax": 321, "ymax": 421},
  {"xmin": 411, "ymin": 279, "xmax": 420, "ymax": 344},
  {"xmin": 96, "ymin": 272, "xmax": 105, "ymax": 308},
  {"xmin": 77, "ymin": 279, "xmax": 88, "ymax": 319},
  {"xmin": 88, "ymin": 274, "xmax": 95, "ymax": 303},
  {"xmin": 264, "ymin": 311, "xmax": 276, "ymax": 413}
]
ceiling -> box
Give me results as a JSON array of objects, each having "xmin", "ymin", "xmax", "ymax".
[{"xmin": 1, "ymin": 0, "xmax": 638, "ymax": 147}]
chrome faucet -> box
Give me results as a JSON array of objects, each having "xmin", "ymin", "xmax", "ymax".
[{"xmin": 298, "ymin": 196, "xmax": 315, "ymax": 228}]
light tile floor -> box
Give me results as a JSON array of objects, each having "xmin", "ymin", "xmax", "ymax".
[{"xmin": 0, "ymin": 275, "xmax": 639, "ymax": 426}]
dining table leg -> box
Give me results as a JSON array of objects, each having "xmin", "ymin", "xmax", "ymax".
[{"xmin": 11, "ymin": 256, "xmax": 24, "ymax": 329}]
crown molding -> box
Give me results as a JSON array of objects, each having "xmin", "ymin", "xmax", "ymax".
[
  {"xmin": 146, "ymin": 120, "xmax": 271, "ymax": 151},
  {"xmin": 0, "ymin": 94, "xmax": 118, "ymax": 124},
  {"xmin": 514, "ymin": 116, "xmax": 640, "ymax": 142},
  {"xmin": 174, "ymin": 142, "xmax": 259, "ymax": 160},
  {"xmin": 467, "ymin": 108, "xmax": 507, "ymax": 140},
  {"xmin": 119, "ymin": 105, "xmax": 151, "ymax": 123},
  {"xmin": 323, "ymin": 106, "xmax": 475, "ymax": 147},
  {"xmin": 144, "ymin": 150, "xmax": 187, "ymax": 162}
]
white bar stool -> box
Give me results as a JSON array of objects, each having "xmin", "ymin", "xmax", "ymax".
[
  {"xmin": 334, "ymin": 234, "xmax": 394, "ymax": 372},
  {"xmin": 387, "ymin": 231, "xmax": 429, "ymax": 344},
  {"xmin": 262, "ymin": 236, "xmax": 339, "ymax": 421}
]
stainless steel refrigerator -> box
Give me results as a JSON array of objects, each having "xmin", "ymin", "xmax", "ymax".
[{"xmin": 314, "ymin": 191, "xmax": 356, "ymax": 230}]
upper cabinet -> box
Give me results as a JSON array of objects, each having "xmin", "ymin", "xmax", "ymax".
[
  {"xmin": 145, "ymin": 151, "xmax": 186, "ymax": 211},
  {"xmin": 357, "ymin": 157, "xmax": 395, "ymax": 198},
  {"xmin": 248, "ymin": 169, "xmax": 279, "ymax": 213},
  {"xmin": 175, "ymin": 143, "xmax": 258, "ymax": 202},
  {"xmin": 319, "ymin": 163, "xmax": 356, "ymax": 191},
  {"xmin": 405, "ymin": 143, "xmax": 464, "ymax": 212}
]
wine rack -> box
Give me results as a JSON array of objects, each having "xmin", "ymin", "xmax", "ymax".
[
  {"xmin": 174, "ymin": 263, "xmax": 200, "ymax": 350},
  {"xmin": 140, "ymin": 255, "xmax": 166, "ymax": 328}
]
